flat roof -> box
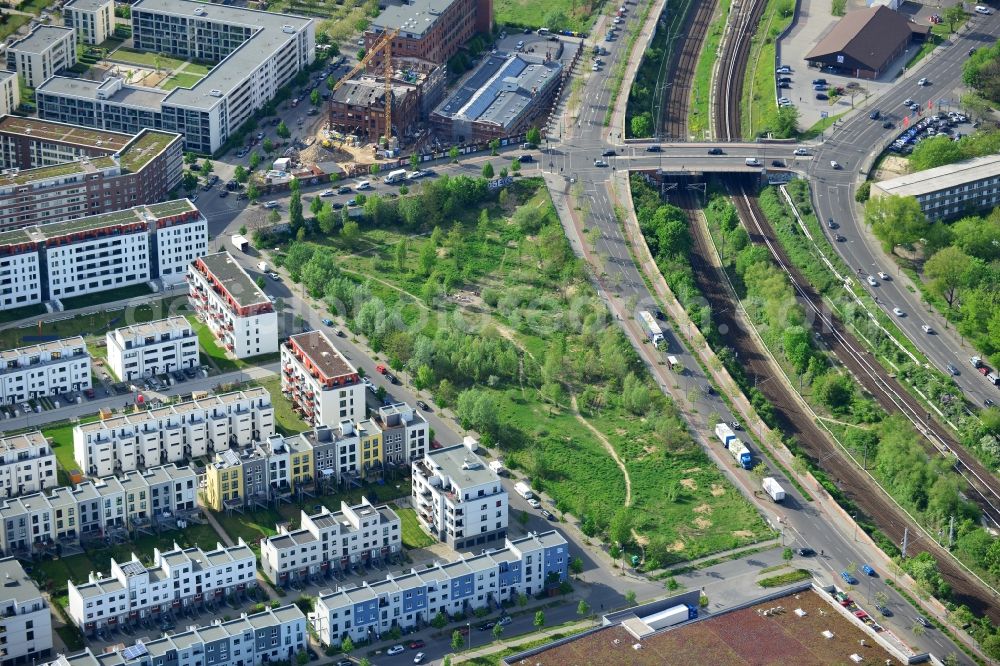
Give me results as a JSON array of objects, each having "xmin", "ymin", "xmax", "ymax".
[
  {"xmin": 29, "ymin": 199, "xmax": 198, "ymax": 241},
  {"xmin": 131, "ymin": 0, "xmax": 312, "ymax": 111},
  {"xmin": 289, "ymin": 330, "xmax": 356, "ymax": 379},
  {"xmin": 64, "ymin": 0, "xmax": 112, "ymax": 12},
  {"xmin": 0, "ymin": 70, "xmax": 14, "ymax": 84},
  {"xmin": 111, "ymin": 315, "xmax": 191, "ymax": 340},
  {"xmin": 874, "ymin": 154, "xmax": 1000, "ymax": 198},
  {"xmin": 117, "ymin": 130, "xmax": 181, "ymax": 173},
  {"xmin": 370, "ymin": 0, "xmax": 458, "ymax": 37},
  {"xmin": 0, "ymin": 431, "xmax": 48, "ymax": 453},
  {"xmin": 0, "ymin": 336, "xmax": 85, "ymax": 363},
  {"xmin": 37, "ymin": 76, "xmax": 170, "ymax": 111},
  {"xmin": 196, "ymin": 251, "xmax": 268, "ymax": 309},
  {"xmin": 426, "ymin": 444, "xmax": 497, "ymax": 487},
  {"xmin": 433, "ymin": 53, "xmax": 561, "ymax": 129},
  {"xmin": 0, "ymin": 114, "xmax": 132, "ymax": 152},
  {"xmin": 9, "ymin": 25, "xmax": 73, "ymax": 54},
  {"xmin": 512, "ymin": 588, "xmax": 901, "ymax": 665},
  {"xmin": 0, "ymin": 557, "xmax": 45, "ymax": 605}
]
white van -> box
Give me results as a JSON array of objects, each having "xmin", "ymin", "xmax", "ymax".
[
  {"xmin": 356, "ymin": 180, "xmax": 372, "ymax": 190},
  {"xmin": 975, "ymin": 5, "xmax": 992, "ymax": 14},
  {"xmin": 538, "ymin": 27, "xmax": 550, "ymax": 35},
  {"xmin": 745, "ymin": 158, "xmax": 761, "ymax": 167}
]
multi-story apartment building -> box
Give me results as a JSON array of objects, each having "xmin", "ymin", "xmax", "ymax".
[
  {"xmin": 0, "ymin": 337, "xmax": 90, "ymax": 405},
  {"xmin": 0, "ymin": 73, "xmax": 18, "ymax": 118},
  {"xmin": 0, "ymin": 557, "xmax": 52, "ymax": 666},
  {"xmin": 0, "ymin": 431, "xmax": 57, "ymax": 499},
  {"xmin": 372, "ymin": 402, "xmax": 428, "ymax": 467},
  {"xmin": 280, "ymin": 331, "xmax": 364, "ymax": 427},
  {"xmin": 7, "ymin": 26, "xmax": 76, "ymax": 89},
  {"xmin": 203, "ymin": 445, "xmax": 267, "ymax": 512},
  {"xmin": 0, "ymin": 123, "xmax": 183, "ymax": 232},
  {"xmin": 312, "ymin": 531, "xmax": 568, "ymax": 646},
  {"xmin": 36, "ymin": 0, "xmax": 314, "ymax": 154},
  {"xmin": 411, "ymin": 441, "xmax": 507, "ymax": 551},
  {"xmin": 188, "ymin": 252, "xmax": 277, "ymax": 359},
  {"xmin": 259, "ymin": 433, "xmax": 313, "ymax": 495},
  {"xmin": 67, "ymin": 539, "xmax": 256, "ymax": 631},
  {"xmin": 73, "ymin": 387, "xmax": 274, "ymax": 478},
  {"xmin": 871, "ymin": 154, "xmax": 1000, "ymax": 221},
  {"xmin": 106, "ymin": 316, "xmax": 199, "ymax": 381},
  {"xmin": 365, "ymin": 0, "xmax": 492, "ymax": 68},
  {"xmin": 62, "ymin": 0, "xmax": 114, "ymax": 46},
  {"xmin": 0, "ymin": 464, "xmax": 194, "ymax": 556},
  {"xmin": 0, "ymin": 116, "xmax": 132, "ymax": 171},
  {"xmin": 43, "ymin": 605, "xmax": 305, "ymax": 666},
  {"xmin": 260, "ymin": 497, "xmax": 401, "ymax": 584},
  {"xmin": 0, "ymin": 200, "xmax": 206, "ymax": 309},
  {"xmin": 304, "ymin": 423, "xmax": 361, "ymax": 488}
]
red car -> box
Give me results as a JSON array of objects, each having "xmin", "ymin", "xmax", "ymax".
[
  {"xmin": 408, "ymin": 640, "xmax": 425, "ymax": 650},
  {"xmin": 376, "ymin": 364, "xmax": 387, "ymax": 375}
]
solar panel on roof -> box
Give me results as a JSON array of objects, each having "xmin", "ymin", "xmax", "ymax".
[{"xmin": 122, "ymin": 642, "xmax": 148, "ymax": 660}]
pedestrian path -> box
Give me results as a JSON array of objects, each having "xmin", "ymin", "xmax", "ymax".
[
  {"xmin": 452, "ymin": 619, "xmax": 595, "ymax": 664},
  {"xmin": 202, "ymin": 507, "xmax": 281, "ymax": 601}
]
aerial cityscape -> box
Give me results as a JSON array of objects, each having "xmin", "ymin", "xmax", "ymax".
[{"xmin": 0, "ymin": 0, "xmax": 995, "ymax": 663}]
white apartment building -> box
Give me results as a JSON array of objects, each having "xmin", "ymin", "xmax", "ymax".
[
  {"xmin": 372, "ymin": 402, "xmax": 428, "ymax": 466},
  {"xmin": 280, "ymin": 331, "xmax": 365, "ymax": 427},
  {"xmin": 7, "ymin": 26, "xmax": 76, "ymax": 88},
  {"xmin": 36, "ymin": 0, "xmax": 314, "ymax": 154},
  {"xmin": 45, "ymin": 605, "xmax": 306, "ymax": 666},
  {"xmin": 0, "ymin": 72, "xmax": 18, "ymax": 118},
  {"xmin": 0, "ymin": 337, "xmax": 90, "ymax": 405},
  {"xmin": 0, "ymin": 200, "xmax": 206, "ymax": 307},
  {"xmin": 0, "ymin": 431, "xmax": 57, "ymax": 499},
  {"xmin": 872, "ymin": 153, "xmax": 1000, "ymax": 220},
  {"xmin": 63, "ymin": 0, "xmax": 114, "ymax": 46},
  {"xmin": 67, "ymin": 539, "xmax": 256, "ymax": 631},
  {"xmin": 260, "ymin": 497, "xmax": 401, "ymax": 584},
  {"xmin": 412, "ymin": 441, "xmax": 508, "ymax": 551},
  {"xmin": 188, "ymin": 252, "xmax": 277, "ymax": 359},
  {"xmin": 0, "ymin": 557, "xmax": 53, "ymax": 666},
  {"xmin": 73, "ymin": 387, "xmax": 274, "ymax": 478},
  {"xmin": 311, "ymin": 531, "xmax": 569, "ymax": 647},
  {"xmin": 106, "ymin": 316, "xmax": 199, "ymax": 381},
  {"xmin": 0, "ymin": 463, "xmax": 194, "ymax": 556}
]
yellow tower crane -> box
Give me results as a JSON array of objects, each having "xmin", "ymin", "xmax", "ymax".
[{"xmin": 327, "ymin": 28, "xmax": 399, "ymax": 144}]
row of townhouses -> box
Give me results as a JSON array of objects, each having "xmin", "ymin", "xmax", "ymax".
[
  {"xmin": 0, "ymin": 200, "xmax": 207, "ymax": 309},
  {"xmin": 187, "ymin": 252, "xmax": 277, "ymax": 360},
  {"xmin": 67, "ymin": 539, "xmax": 256, "ymax": 632},
  {"xmin": 73, "ymin": 388, "xmax": 274, "ymax": 479},
  {"xmin": 0, "ymin": 432, "xmax": 57, "ymax": 499},
  {"xmin": 48, "ymin": 605, "xmax": 305, "ymax": 666},
  {"xmin": 311, "ymin": 531, "xmax": 569, "ymax": 646},
  {"xmin": 0, "ymin": 464, "xmax": 196, "ymax": 557},
  {"xmin": 260, "ymin": 497, "xmax": 401, "ymax": 584},
  {"xmin": 106, "ymin": 316, "xmax": 200, "ymax": 382},
  {"xmin": 0, "ymin": 337, "xmax": 90, "ymax": 405}
]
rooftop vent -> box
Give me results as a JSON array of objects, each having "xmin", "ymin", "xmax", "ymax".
[
  {"xmin": 209, "ymin": 89, "xmax": 222, "ymax": 97},
  {"xmin": 194, "ymin": 7, "xmax": 206, "ymax": 15},
  {"xmin": 282, "ymin": 25, "xmax": 295, "ymax": 33}
]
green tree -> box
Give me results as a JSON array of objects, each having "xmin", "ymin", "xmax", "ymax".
[
  {"xmin": 181, "ymin": 171, "xmax": 198, "ymax": 191},
  {"xmin": 340, "ymin": 636, "xmax": 354, "ymax": 654},
  {"xmin": 751, "ymin": 462, "xmax": 768, "ymax": 482},
  {"xmin": 577, "ymin": 600, "xmax": 590, "ymax": 617},
  {"xmin": 184, "ymin": 151, "xmax": 197, "ymax": 165},
  {"xmin": 289, "ymin": 191, "xmax": 304, "ymax": 232},
  {"xmin": 924, "ymin": 246, "xmax": 972, "ymax": 307},
  {"xmin": 865, "ymin": 194, "xmax": 929, "ymax": 253},
  {"xmin": 630, "ymin": 112, "xmax": 652, "ymax": 137},
  {"xmin": 276, "ymin": 121, "xmax": 291, "ymax": 139},
  {"xmin": 341, "ymin": 219, "xmax": 360, "ymax": 245},
  {"xmin": 534, "ymin": 610, "xmax": 545, "ymax": 627},
  {"xmin": 511, "ymin": 158, "xmax": 521, "ymax": 173},
  {"xmin": 482, "ymin": 161, "xmax": 494, "ymax": 178},
  {"xmin": 358, "ymin": 659, "xmax": 371, "ymax": 666},
  {"xmin": 394, "ymin": 238, "xmax": 408, "ymax": 273},
  {"xmin": 263, "ymin": 138, "xmax": 274, "ymax": 154},
  {"xmin": 249, "ymin": 151, "xmax": 260, "ymax": 170},
  {"xmin": 569, "ymin": 557, "xmax": 584, "ymax": 574},
  {"xmin": 492, "ymin": 623, "xmax": 504, "ymax": 642},
  {"xmin": 814, "ymin": 372, "xmax": 855, "ymax": 413},
  {"xmin": 944, "ymin": 3, "xmax": 966, "ymax": 30},
  {"xmin": 295, "ymin": 651, "xmax": 308, "ymax": 666},
  {"xmin": 450, "ymin": 630, "xmax": 464, "ymax": 651},
  {"xmin": 310, "ymin": 89, "xmax": 320, "ymax": 106},
  {"xmin": 370, "ymin": 162, "xmax": 381, "ymax": 176},
  {"xmin": 246, "ymin": 183, "xmax": 260, "ymax": 202},
  {"xmin": 909, "ymin": 134, "xmax": 964, "ymax": 171},
  {"xmin": 854, "ymin": 180, "xmax": 871, "ymax": 203},
  {"xmin": 526, "ymin": 127, "xmax": 541, "ymax": 145},
  {"xmin": 255, "ymin": 276, "xmax": 265, "ymax": 289},
  {"xmin": 234, "ymin": 165, "xmax": 249, "ymax": 184},
  {"xmin": 782, "ymin": 325, "xmax": 812, "ymax": 373},
  {"xmin": 489, "ymin": 138, "xmax": 500, "ymax": 155},
  {"xmin": 310, "ymin": 194, "xmax": 323, "ymax": 218},
  {"xmin": 518, "ymin": 593, "xmax": 529, "ymax": 608},
  {"xmin": 199, "ymin": 160, "xmax": 214, "ymax": 177},
  {"xmin": 770, "ymin": 104, "xmax": 799, "ymax": 138},
  {"xmin": 430, "ymin": 612, "xmax": 448, "ymax": 629},
  {"xmin": 419, "ymin": 241, "xmax": 436, "ymax": 276},
  {"xmin": 609, "ymin": 507, "xmax": 633, "ymax": 547},
  {"xmin": 624, "ymin": 590, "xmax": 637, "ymax": 606},
  {"xmin": 782, "ymin": 547, "xmax": 794, "ymax": 561},
  {"xmin": 449, "ymin": 146, "xmax": 460, "ymax": 162}
]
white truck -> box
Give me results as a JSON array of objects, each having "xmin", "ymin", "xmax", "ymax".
[
  {"xmin": 489, "ymin": 459, "xmax": 506, "ymax": 476},
  {"xmin": 638, "ymin": 310, "xmax": 665, "ymax": 347},
  {"xmin": 762, "ymin": 477, "xmax": 786, "ymax": 502},
  {"xmin": 383, "ymin": 168, "xmax": 407, "ymax": 184},
  {"xmin": 514, "ymin": 481, "xmax": 534, "ymax": 500},
  {"xmin": 714, "ymin": 422, "xmax": 737, "ymax": 449},
  {"xmin": 257, "ymin": 261, "xmax": 269, "ymax": 272}
]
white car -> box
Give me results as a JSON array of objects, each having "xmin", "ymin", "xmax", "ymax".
[
  {"xmin": 976, "ymin": 5, "xmax": 992, "ymax": 14},
  {"xmin": 414, "ymin": 654, "xmax": 426, "ymax": 664},
  {"xmin": 594, "ymin": 159, "xmax": 609, "ymax": 167},
  {"xmin": 793, "ymin": 148, "xmax": 810, "ymax": 156},
  {"xmin": 921, "ymin": 324, "xmax": 934, "ymax": 334},
  {"xmin": 892, "ymin": 307, "xmax": 905, "ymax": 317},
  {"xmin": 867, "ymin": 275, "xmax": 878, "ymax": 287},
  {"xmin": 778, "ymin": 97, "xmax": 792, "ymax": 106},
  {"xmin": 592, "ymin": 63, "xmax": 600, "ymax": 71},
  {"xmin": 877, "ymin": 271, "xmax": 890, "ymax": 280},
  {"xmin": 917, "ymin": 77, "xmax": 929, "ymax": 86},
  {"xmin": 613, "ymin": 16, "xmax": 622, "ymax": 23},
  {"xmin": 387, "ymin": 645, "xmax": 405, "ymax": 656},
  {"xmin": 830, "ymin": 160, "xmax": 841, "ymax": 169},
  {"xmin": 776, "ymin": 65, "xmax": 792, "ymax": 74},
  {"xmin": 263, "ymin": 201, "xmax": 279, "ymax": 209},
  {"xmin": 527, "ymin": 498, "xmax": 541, "ymax": 508},
  {"xmin": 319, "ymin": 189, "xmax": 334, "ymax": 197}
]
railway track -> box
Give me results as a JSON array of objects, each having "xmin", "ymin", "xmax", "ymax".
[
  {"xmin": 659, "ymin": 0, "xmax": 717, "ymax": 139},
  {"xmin": 713, "ymin": 0, "xmax": 766, "ymax": 139}
]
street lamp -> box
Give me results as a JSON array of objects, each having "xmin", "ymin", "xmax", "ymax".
[{"xmin": 467, "ymin": 622, "xmax": 472, "ymax": 652}]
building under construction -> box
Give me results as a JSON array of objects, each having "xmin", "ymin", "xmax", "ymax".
[{"xmin": 328, "ymin": 68, "xmax": 445, "ymax": 143}]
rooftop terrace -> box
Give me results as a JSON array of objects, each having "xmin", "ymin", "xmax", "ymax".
[{"xmin": 0, "ymin": 115, "xmax": 132, "ymax": 152}]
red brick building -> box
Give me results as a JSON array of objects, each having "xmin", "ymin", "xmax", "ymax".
[
  {"xmin": 329, "ymin": 77, "xmax": 420, "ymax": 141},
  {"xmin": 365, "ymin": 0, "xmax": 492, "ymax": 68}
]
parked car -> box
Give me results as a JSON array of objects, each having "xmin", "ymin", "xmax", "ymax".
[
  {"xmin": 408, "ymin": 640, "xmax": 425, "ymax": 650},
  {"xmin": 776, "ymin": 65, "xmax": 791, "ymax": 74},
  {"xmin": 387, "ymin": 646, "xmax": 405, "ymax": 656},
  {"xmin": 527, "ymin": 498, "xmax": 541, "ymax": 508},
  {"xmin": 416, "ymin": 400, "xmax": 430, "ymax": 411},
  {"xmin": 541, "ymin": 509, "xmax": 557, "ymax": 521},
  {"xmin": 413, "ymin": 654, "xmax": 425, "ymax": 665},
  {"xmin": 322, "ymin": 318, "xmax": 334, "ymax": 326},
  {"xmin": 815, "ymin": 93, "xmax": 829, "ymax": 100}
]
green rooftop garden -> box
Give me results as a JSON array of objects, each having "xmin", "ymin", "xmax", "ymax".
[{"xmin": 119, "ymin": 131, "xmax": 179, "ymax": 173}]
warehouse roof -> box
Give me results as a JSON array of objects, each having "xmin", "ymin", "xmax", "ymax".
[
  {"xmin": 805, "ymin": 6, "xmax": 928, "ymax": 69},
  {"xmin": 873, "ymin": 154, "xmax": 1000, "ymax": 198}
]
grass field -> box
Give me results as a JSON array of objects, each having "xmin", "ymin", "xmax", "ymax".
[
  {"xmin": 160, "ymin": 72, "xmax": 204, "ymax": 91},
  {"xmin": 185, "ymin": 63, "xmax": 212, "ymax": 76},
  {"xmin": 493, "ymin": 0, "xmax": 600, "ymax": 32},
  {"xmin": 108, "ymin": 47, "xmax": 187, "ymax": 71},
  {"xmin": 688, "ymin": 0, "xmax": 728, "ymax": 137},
  {"xmin": 41, "ymin": 421, "xmax": 78, "ymax": 480},
  {"xmin": 60, "ymin": 283, "xmax": 153, "ymax": 311},
  {"xmin": 0, "ymin": 15, "xmax": 32, "ymax": 43},
  {"xmin": 255, "ymin": 376, "xmax": 309, "ymax": 435},
  {"xmin": 397, "ymin": 507, "xmax": 435, "ymax": 549}
]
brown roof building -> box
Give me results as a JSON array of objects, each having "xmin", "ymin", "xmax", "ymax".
[{"xmin": 804, "ymin": 6, "xmax": 930, "ymax": 79}]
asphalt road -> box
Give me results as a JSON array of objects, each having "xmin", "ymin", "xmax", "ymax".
[{"xmin": 811, "ymin": 11, "xmax": 1000, "ymax": 409}]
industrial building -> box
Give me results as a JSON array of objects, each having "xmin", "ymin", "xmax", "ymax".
[
  {"xmin": 0, "ymin": 337, "xmax": 90, "ymax": 405},
  {"xmin": 329, "ymin": 77, "xmax": 420, "ymax": 143},
  {"xmin": 365, "ymin": 0, "xmax": 492, "ymax": 68},
  {"xmin": 311, "ymin": 531, "xmax": 568, "ymax": 647},
  {"xmin": 260, "ymin": 497, "xmax": 401, "ymax": 584},
  {"xmin": 0, "ymin": 557, "xmax": 52, "ymax": 666},
  {"xmin": 431, "ymin": 52, "xmax": 562, "ymax": 142},
  {"xmin": 281, "ymin": 330, "xmax": 365, "ymax": 428},
  {"xmin": 804, "ymin": 6, "xmax": 929, "ymax": 79},
  {"xmin": 6, "ymin": 26, "xmax": 76, "ymax": 89},
  {"xmin": 0, "ymin": 431, "xmax": 57, "ymax": 499},
  {"xmin": 63, "ymin": 0, "xmax": 115, "ymax": 46},
  {"xmin": 0, "ymin": 72, "xmax": 18, "ymax": 117},
  {"xmin": 188, "ymin": 252, "xmax": 278, "ymax": 359},
  {"xmin": 0, "ymin": 199, "xmax": 206, "ymax": 309},
  {"xmin": 871, "ymin": 154, "xmax": 1000, "ymax": 220},
  {"xmin": 73, "ymin": 387, "xmax": 274, "ymax": 478},
  {"xmin": 36, "ymin": 0, "xmax": 314, "ymax": 154},
  {"xmin": 411, "ymin": 439, "xmax": 507, "ymax": 551},
  {"xmin": 106, "ymin": 316, "xmax": 199, "ymax": 381},
  {"xmin": 0, "ymin": 117, "xmax": 183, "ymax": 232}
]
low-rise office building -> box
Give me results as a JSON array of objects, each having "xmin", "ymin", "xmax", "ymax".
[
  {"xmin": 43, "ymin": 605, "xmax": 306, "ymax": 666},
  {"xmin": 7, "ymin": 26, "xmax": 76, "ymax": 89},
  {"xmin": 62, "ymin": 0, "xmax": 115, "ymax": 46},
  {"xmin": 871, "ymin": 154, "xmax": 1000, "ymax": 220},
  {"xmin": 73, "ymin": 387, "xmax": 274, "ymax": 478},
  {"xmin": 67, "ymin": 539, "xmax": 256, "ymax": 631},
  {"xmin": 260, "ymin": 497, "xmax": 401, "ymax": 584},
  {"xmin": 188, "ymin": 252, "xmax": 277, "ymax": 359},
  {"xmin": 312, "ymin": 531, "xmax": 569, "ymax": 646},
  {"xmin": 0, "ymin": 337, "xmax": 90, "ymax": 405},
  {"xmin": 0, "ymin": 557, "xmax": 53, "ymax": 666},
  {"xmin": 0, "ymin": 431, "xmax": 57, "ymax": 498},
  {"xmin": 0, "ymin": 72, "xmax": 18, "ymax": 118},
  {"xmin": 281, "ymin": 331, "xmax": 365, "ymax": 427},
  {"xmin": 372, "ymin": 402, "xmax": 428, "ymax": 467},
  {"xmin": 412, "ymin": 441, "xmax": 507, "ymax": 551},
  {"xmin": 0, "ymin": 199, "xmax": 206, "ymax": 309},
  {"xmin": 106, "ymin": 316, "xmax": 199, "ymax": 381}
]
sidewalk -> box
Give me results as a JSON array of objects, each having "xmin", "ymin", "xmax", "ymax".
[{"xmin": 452, "ymin": 619, "xmax": 595, "ymax": 664}]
